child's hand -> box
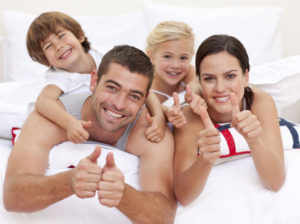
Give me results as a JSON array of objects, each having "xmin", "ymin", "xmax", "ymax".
[
  {"xmin": 230, "ymin": 92, "xmax": 262, "ymax": 142},
  {"xmin": 166, "ymin": 92, "xmax": 186, "ymax": 128},
  {"xmin": 145, "ymin": 113, "xmax": 165, "ymax": 143},
  {"xmin": 197, "ymin": 107, "xmax": 221, "ymax": 164},
  {"xmin": 185, "ymin": 84, "xmax": 207, "ymax": 115},
  {"xmin": 67, "ymin": 117, "xmax": 92, "ymax": 143}
]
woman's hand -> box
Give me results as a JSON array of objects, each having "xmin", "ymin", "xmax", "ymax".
[
  {"xmin": 230, "ymin": 92, "xmax": 262, "ymax": 143},
  {"xmin": 197, "ymin": 107, "xmax": 221, "ymax": 163}
]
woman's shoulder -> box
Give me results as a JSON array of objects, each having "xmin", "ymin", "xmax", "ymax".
[
  {"xmin": 251, "ymin": 85, "xmax": 277, "ymax": 112},
  {"xmin": 251, "ymin": 85, "xmax": 273, "ymax": 101}
]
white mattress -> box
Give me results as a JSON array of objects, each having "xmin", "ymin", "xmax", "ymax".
[{"xmin": 0, "ymin": 139, "xmax": 300, "ymax": 224}]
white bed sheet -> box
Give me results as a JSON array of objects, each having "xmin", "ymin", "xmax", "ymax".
[{"xmin": 1, "ymin": 139, "xmax": 300, "ymax": 224}]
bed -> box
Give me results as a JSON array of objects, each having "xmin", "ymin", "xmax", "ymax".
[{"xmin": 1, "ymin": 0, "xmax": 300, "ymax": 223}]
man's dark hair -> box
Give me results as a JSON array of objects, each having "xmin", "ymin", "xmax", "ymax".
[{"xmin": 97, "ymin": 45, "xmax": 154, "ymax": 93}]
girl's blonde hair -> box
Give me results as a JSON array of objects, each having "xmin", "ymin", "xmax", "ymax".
[{"xmin": 146, "ymin": 21, "xmax": 195, "ymax": 54}]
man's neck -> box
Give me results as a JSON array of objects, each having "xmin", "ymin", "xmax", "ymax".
[{"xmin": 81, "ymin": 97, "xmax": 126, "ymax": 146}]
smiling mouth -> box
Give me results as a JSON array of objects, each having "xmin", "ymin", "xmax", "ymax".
[
  {"xmin": 104, "ymin": 108, "xmax": 124, "ymax": 118},
  {"xmin": 167, "ymin": 71, "xmax": 180, "ymax": 77},
  {"xmin": 59, "ymin": 49, "xmax": 72, "ymax": 59},
  {"xmin": 214, "ymin": 96, "xmax": 230, "ymax": 103}
]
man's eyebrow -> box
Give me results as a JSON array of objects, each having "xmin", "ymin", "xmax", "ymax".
[
  {"xmin": 131, "ymin": 90, "xmax": 144, "ymax": 98},
  {"xmin": 105, "ymin": 80, "xmax": 145, "ymax": 98},
  {"xmin": 105, "ymin": 79, "xmax": 121, "ymax": 87}
]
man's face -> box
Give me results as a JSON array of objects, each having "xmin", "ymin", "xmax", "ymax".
[{"xmin": 91, "ymin": 63, "xmax": 149, "ymax": 132}]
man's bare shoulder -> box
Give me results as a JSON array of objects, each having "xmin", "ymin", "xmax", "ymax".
[
  {"xmin": 7, "ymin": 110, "xmax": 68, "ymax": 175},
  {"xmin": 17, "ymin": 110, "xmax": 67, "ymax": 147}
]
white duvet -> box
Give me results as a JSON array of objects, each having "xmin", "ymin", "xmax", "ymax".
[{"xmin": 1, "ymin": 139, "xmax": 300, "ymax": 224}]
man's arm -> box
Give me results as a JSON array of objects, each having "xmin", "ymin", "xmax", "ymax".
[
  {"xmin": 3, "ymin": 109, "xmax": 102, "ymax": 212},
  {"xmin": 3, "ymin": 110, "xmax": 74, "ymax": 212},
  {"xmin": 117, "ymin": 109, "xmax": 177, "ymax": 224}
]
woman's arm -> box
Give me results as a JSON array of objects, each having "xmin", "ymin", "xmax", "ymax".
[
  {"xmin": 173, "ymin": 107, "xmax": 220, "ymax": 205},
  {"xmin": 35, "ymin": 85, "xmax": 90, "ymax": 143},
  {"xmin": 231, "ymin": 87, "xmax": 286, "ymax": 191}
]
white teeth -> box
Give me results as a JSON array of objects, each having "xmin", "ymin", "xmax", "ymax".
[
  {"xmin": 167, "ymin": 71, "xmax": 179, "ymax": 76},
  {"xmin": 215, "ymin": 96, "xmax": 229, "ymax": 102},
  {"xmin": 60, "ymin": 49, "xmax": 71, "ymax": 59},
  {"xmin": 106, "ymin": 108, "xmax": 122, "ymax": 118}
]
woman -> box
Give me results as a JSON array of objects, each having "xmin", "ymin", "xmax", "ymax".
[{"xmin": 174, "ymin": 34, "xmax": 286, "ymax": 205}]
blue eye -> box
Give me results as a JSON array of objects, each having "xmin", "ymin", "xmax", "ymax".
[
  {"xmin": 203, "ymin": 76, "xmax": 214, "ymax": 82},
  {"xmin": 226, "ymin": 74, "xmax": 236, "ymax": 79}
]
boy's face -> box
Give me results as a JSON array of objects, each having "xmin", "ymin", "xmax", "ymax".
[{"xmin": 41, "ymin": 26, "xmax": 85, "ymax": 72}]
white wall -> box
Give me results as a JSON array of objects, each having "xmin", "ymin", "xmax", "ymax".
[{"xmin": 1, "ymin": 0, "xmax": 300, "ymax": 82}]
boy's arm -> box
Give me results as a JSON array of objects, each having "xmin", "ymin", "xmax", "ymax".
[
  {"xmin": 35, "ymin": 85, "xmax": 90, "ymax": 143},
  {"xmin": 144, "ymin": 91, "xmax": 166, "ymax": 142},
  {"xmin": 36, "ymin": 84, "xmax": 70, "ymax": 129}
]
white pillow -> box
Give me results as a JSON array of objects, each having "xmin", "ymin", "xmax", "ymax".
[
  {"xmin": 2, "ymin": 10, "xmax": 147, "ymax": 82},
  {"xmin": 142, "ymin": 0, "xmax": 282, "ymax": 67},
  {"xmin": 251, "ymin": 56, "xmax": 300, "ymax": 123},
  {"xmin": 11, "ymin": 118, "xmax": 300, "ymax": 167},
  {"xmin": 0, "ymin": 80, "xmax": 46, "ymax": 139}
]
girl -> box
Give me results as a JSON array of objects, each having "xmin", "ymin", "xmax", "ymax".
[
  {"xmin": 26, "ymin": 11, "xmax": 164, "ymax": 143},
  {"xmin": 146, "ymin": 21, "xmax": 205, "ymax": 127},
  {"xmin": 174, "ymin": 34, "xmax": 286, "ymax": 205}
]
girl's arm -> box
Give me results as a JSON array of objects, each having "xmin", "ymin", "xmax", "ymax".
[
  {"xmin": 144, "ymin": 91, "xmax": 166, "ymax": 142},
  {"xmin": 183, "ymin": 65, "xmax": 206, "ymax": 114},
  {"xmin": 231, "ymin": 87, "xmax": 285, "ymax": 191},
  {"xmin": 183, "ymin": 65, "xmax": 201, "ymax": 95},
  {"xmin": 173, "ymin": 107, "xmax": 220, "ymax": 205},
  {"xmin": 35, "ymin": 85, "xmax": 90, "ymax": 143}
]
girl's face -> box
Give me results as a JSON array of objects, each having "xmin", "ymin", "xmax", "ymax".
[
  {"xmin": 149, "ymin": 39, "xmax": 193, "ymax": 87},
  {"xmin": 41, "ymin": 26, "xmax": 85, "ymax": 72},
  {"xmin": 199, "ymin": 51, "xmax": 249, "ymax": 122}
]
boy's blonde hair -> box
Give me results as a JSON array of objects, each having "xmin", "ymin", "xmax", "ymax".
[
  {"xmin": 146, "ymin": 21, "xmax": 195, "ymax": 54},
  {"xmin": 26, "ymin": 11, "xmax": 91, "ymax": 66}
]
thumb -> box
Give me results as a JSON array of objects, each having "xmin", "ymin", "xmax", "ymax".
[
  {"xmin": 172, "ymin": 92, "xmax": 180, "ymax": 109},
  {"xmin": 199, "ymin": 106, "xmax": 214, "ymax": 129},
  {"xmin": 105, "ymin": 152, "xmax": 116, "ymax": 169},
  {"xmin": 184, "ymin": 84, "xmax": 192, "ymax": 103},
  {"xmin": 86, "ymin": 146, "xmax": 101, "ymax": 163},
  {"xmin": 81, "ymin": 120, "xmax": 92, "ymax": 128},
  {"xmin": 230, "ymin": 92, "xmax": 240, "ymax": 117},
  {"xmin": 145, "ymin": 113, "xmax": 153, "ymax": 125}
]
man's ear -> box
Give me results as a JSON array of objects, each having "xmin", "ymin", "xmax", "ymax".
[
  {"xmin": 89, "ymin": 69, "xmax": 98, "ymax": 92},
  {"xmin": 145, "ymin": 91, "xmax": 150, "ymax": 100}
]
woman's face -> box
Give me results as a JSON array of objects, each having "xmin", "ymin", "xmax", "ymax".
[
  {"xmin": 199, "ymin": 51, "xmax": 249, "ymax": 122},
  {"xmin": 149, "ymin": 39, "xmax": 193, "ymax": 87}
]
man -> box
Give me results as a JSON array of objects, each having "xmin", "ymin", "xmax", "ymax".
[{"xmin": 3, "ymin": 45, "xmax": 176, "ymax": 224}]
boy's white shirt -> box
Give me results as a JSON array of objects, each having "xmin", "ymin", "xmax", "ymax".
[{"xmin": 45, "ymin": 47, "xmax": 104, "ymax": 95}]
